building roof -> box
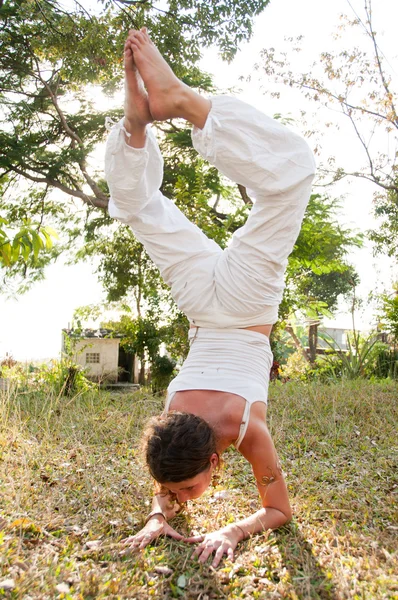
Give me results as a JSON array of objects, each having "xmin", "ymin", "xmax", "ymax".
[{"xmin": 62, "ymin": 328, "xmax": 123, "ymax": 339}]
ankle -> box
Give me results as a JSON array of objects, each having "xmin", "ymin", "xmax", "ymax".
[{"xmin": 181, "ymin": 91, "xmax": 211, "ymax": 129}]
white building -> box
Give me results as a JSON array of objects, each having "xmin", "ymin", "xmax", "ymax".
[{"xmin": 62, "ymin": 329, "xmax": 134, "ymax": 383}]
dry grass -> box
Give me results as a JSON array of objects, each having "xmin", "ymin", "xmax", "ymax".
[{"xmin": 0, "ymin": 379, "xmax": 397, "ymax": 599}]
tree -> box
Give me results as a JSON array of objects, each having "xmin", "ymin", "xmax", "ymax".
[
  {"xmin": 0, "ymin": 215, "xmax": 58, "ymax": 293},
  {"xmin": 279, "ymin": 194, "xmax": 362, "ymax": 364},
  {"xmin": 0, "ymin": 0, "xmax": 270, "ymax": 290},
  {"xmin": 378, "ymin": 287, "xmax": 398, "ymax": 344},
  {"xmin": 101, "ymin": 313, "xmax": 160, "ymax": 384},
  {"xmin": 256, "ymin": 1, "xmax": 397, "ymax": 257}
]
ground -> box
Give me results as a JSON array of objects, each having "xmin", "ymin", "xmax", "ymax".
[{"xmin": 0, "ymin": 379, "xmax": 397, "ymax": 599}]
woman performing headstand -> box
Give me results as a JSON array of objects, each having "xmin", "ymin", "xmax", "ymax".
[{"xmin": 105, "ymin": 28, "xmax": 316, "ymax": 568}]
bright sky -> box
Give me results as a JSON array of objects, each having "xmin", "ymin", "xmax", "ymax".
[{"xmin": 1, "ymin": 0, "xmax": 397, "ymax": 361}]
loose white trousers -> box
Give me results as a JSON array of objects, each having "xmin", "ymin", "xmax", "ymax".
[{"xmin": 105, "ymin": 96, "xmax": 316, "ymax": 328}]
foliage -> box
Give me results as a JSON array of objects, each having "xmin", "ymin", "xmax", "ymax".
[
  {"xmin": 279, "ymin": 194, "xmax": 362, "ymax": 363},
  {"xmin": 150, "ymin": 354, "xmax": 177, "ymax": 393},
  {"xmin": 283, "ymin": 194, "xmax": 362, "ymax": 319},
  {"xmin": 0, "ymin": 216, "xmax": 58, "ymax": 292},
  {"xmin": 378, "ymin": 290, "xmax": 398, "ymax": 342},
  {"xmin": 311, "ymin": 352, "xmax": 344, "ymax": 382},
  {"xmin": 373, "ymin": 347, "xmax": 398, "ymax": 379},
  {"xmin": 102, "ymin": 314, "xmax": 160, "ymax": 359},
  {"xmin": 101, "ymin": 313, "xmax": 160, "ymax": 383},
  {"xmin": 0, "ymin": 0, "xmax": 269, "ymax": 290},
  {"xmin": 0, "ymin": 218, "xmax": 57, "ymax": 267},
  {"xmin": 278, "ymin": 348, "xmax": 344, "ymax": 383},
  {"xmin": 256, "ymin": 2, "xmax": 398, "ymax": 256},
  {"xmin": 0, "ymin": 380, "xmax": 397, "ymax": 597},
  {"xmin": 319, "ymin": 330, "xmax": 388, "ymax": 380},
  {"xmin": 278, "ymin": 349, "xmax": 312, "ymax": 381},
  {"xmin": 2, "ymin": 359, "xmax": 96, "ymax": 397},
  {"xmin": 159, "ymin": 310, "xmax": 190, "ymax": 361}
]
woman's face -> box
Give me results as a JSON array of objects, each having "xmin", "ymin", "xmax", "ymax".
[{"xmin": 162, "ymin": 453, "xmax": 218, "ymax": 503}]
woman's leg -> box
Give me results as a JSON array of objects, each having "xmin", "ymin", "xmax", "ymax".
[
  {"xmin": 125, "ymin": 29, "xmax": 316, "ymax": 324},
  {"xmin": 105, "ymin": 34, "xmax": 221, "ymax": 317},
  {"xmin": 191, "ymin": 97, "xmax": 316, "ymax": 322}
]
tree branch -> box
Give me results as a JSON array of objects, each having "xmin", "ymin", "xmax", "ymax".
[
  {"xmin": 300, "ymin": 82, "xmax": 398, "ymax": 128},
  {"xmin": 365, "ymin": 0, "xmax": 397, "ymax": 127},
  {"xmin": 285, "ymin": 325, "xmax": 312, "ymax": 364},
  {"xmin": 237, "ymin": 184, "xmax": 253, "ymax": 205},
  {"xmin": 12, "ymin": 167, "xmax": 109, "ymax": 209}
]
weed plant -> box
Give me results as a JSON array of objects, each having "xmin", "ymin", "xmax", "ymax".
[{"xmin": 0, "ymin": 380, "xmax": 397, "ymax": 598}]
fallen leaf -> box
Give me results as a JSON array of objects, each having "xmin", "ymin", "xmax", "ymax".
[
  {"xmin": 154, "ymin": 566, "xmax": 173, "ymax": 576},
  {"xmin": 0, "ymin": 579, "xmax": 15, "ymax": 590},
  {"xmin": 85, "ymin": 540, "xmax": 102, "ymax": 550},
  {"xmin": 213, "ymin": 490, "xmax": 230, "ymax": 500},
  {"xmin": 177, "ymin": 574, "xmax": 186, "ymax": 588}
]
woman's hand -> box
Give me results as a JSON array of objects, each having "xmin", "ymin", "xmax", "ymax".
[
  {"xmin": 185, "ymin": 525, "xmax": 244, "ymax": 568},
  {"xmin": 120, "ymin": 515, "xmax": 184, "ymax": 553}
]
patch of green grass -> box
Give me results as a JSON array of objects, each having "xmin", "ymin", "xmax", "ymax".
[{"xmin": 0, "ymin": 380, "xmax": 397, "ymax": 598}]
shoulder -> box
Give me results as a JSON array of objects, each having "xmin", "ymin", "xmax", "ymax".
[
  {"xmin": 237, "ymin": 402, "xmax": 271, "ymax": 459},
  {"xmin": 170, "ymin": 390, "xmax": 247, "ymax": 447}
]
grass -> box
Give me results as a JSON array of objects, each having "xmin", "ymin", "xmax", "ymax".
[{"xmin": 0, "ymin": 379, "xmax": 397, "ymax": 599}]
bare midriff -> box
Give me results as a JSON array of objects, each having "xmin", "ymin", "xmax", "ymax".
[{"xmin": 190, "ymin": 324, "xmax": 273, "ymax": 337}]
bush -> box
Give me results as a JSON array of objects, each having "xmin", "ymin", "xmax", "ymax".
[
  {"xmin": 150, "ymin": 355, "xmax": 177, "ymax": 393},
  {"xmin": 2, "ymin": 359, "xmax": 97, "ymax": 396},
  {"xmin": 279, "ymin": 350, "xmax": 312, "ymax": 381},
  {"xmin": 373, "ymin": 347, "xmax": 398, "ymax": 379}
]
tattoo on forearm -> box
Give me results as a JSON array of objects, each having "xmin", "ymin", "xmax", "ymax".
[{"xmin": 257, "ymin": 462, "xmax": 282, "ymax": 487}]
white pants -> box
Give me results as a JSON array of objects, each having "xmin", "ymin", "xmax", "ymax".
[{"xmin": 105, "ymin": 96, "xmax": 316, "ymax": 328}]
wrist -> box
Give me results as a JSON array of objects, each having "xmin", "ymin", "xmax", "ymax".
[
  {"xmin": 144, "ymin": 511, "xmax": 166, "ymax": 525},
  {"xmin": 229, "ymin": 523, "xmax": 246, "ymax": 542}
]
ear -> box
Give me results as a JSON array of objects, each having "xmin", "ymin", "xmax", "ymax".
[{"xmin": 210, "ymin": 453, "xmax": 219, "ymax": 469}]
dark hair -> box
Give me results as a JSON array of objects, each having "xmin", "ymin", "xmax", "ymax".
[{"xmin": 142, "ymin": 412, "xmax": 217, "ymax": 483}]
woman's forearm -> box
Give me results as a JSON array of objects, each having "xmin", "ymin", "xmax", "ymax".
[
  {"xmin": 149, "ymin": 493, "xmax": 180, "ymax": 521},
  {"xmin": 228, "ymin": 506, "xmax": 291, "ymax": 541}
]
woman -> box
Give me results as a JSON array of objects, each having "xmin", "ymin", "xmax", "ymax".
[{"xmin": 105, "ymin": 28, "xmax": 316, "ymax": 568}]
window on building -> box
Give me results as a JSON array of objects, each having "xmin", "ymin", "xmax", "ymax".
[{"xmin": 86, "ymin": 352, "xmax": 100, "ymax": 364}]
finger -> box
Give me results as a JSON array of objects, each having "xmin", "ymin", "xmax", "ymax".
[
  {"xmin": 212, "ymin": 546, "xmax": 226, "ymax": 568},
  {"xmin": 198, "ymin": 546, "xmax": 215, "ymax": 564},
  {"xmin": 167, "ymin": 530, "xmax": 185, "ymax": 541},
  {"xmin": 193, "ymin": 542, "xmax": 206, "ymax": 557},
  {"xmin": 184, "ymin": 535, "xmax": 204, "ymax": 543},
  {"xmin": 121, "ymin": 535, "xmax": 136, "ymax": 545},
  {"xmin": 139, "ymin": 533, "xmax": 153, "ymax": 550},
  {"xmin": 227, "ymin": 547, "xmax": 234, "ymax": 562}
]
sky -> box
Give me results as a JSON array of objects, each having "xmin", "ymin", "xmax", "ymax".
[{"xmin": 1, "ymin": 0, "xmax": 397, "ymax": 362}]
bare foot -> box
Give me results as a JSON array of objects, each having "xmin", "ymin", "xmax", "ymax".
[
  {"xmin": 124, "ymin": 40, "xmax": 153, "ymax": 130},
  {"xmin": 126, "ymin": 28, "xmax": 190, "ymax": 122}
]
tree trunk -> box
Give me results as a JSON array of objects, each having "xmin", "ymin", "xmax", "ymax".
[
  {"xmin": 308, "ymin": 323, "xmax": 319, "ymax": 365},
  {"xmin": 285, "ymin": 325, "xmax": 312, "ymax": 364},
  {"xmin": 139, "ymin": 353, "xmax": 146, "ymax": 385}
]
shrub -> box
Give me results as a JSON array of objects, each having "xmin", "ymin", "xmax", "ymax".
[
  {"xmin": 150, "ymin": 355, "xmax": 177, "ymax": 393},
  {"xmin": 279, "ymin": 349, "xmax": 312, "ymax": 381},
  {"xmin": 2, "ymin": 359, "xmax": 97, "ymax": 396}
]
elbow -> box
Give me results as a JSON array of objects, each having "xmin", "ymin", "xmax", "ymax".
[
  {"xmin": 283, "ymin": 508, "xmax": 293, "ymax": 525},
  {"xmin": 277, "ymin": 507, "xmax": 292, "ymax": 527},
  {"xmin": 264, "ymin": 506, "xmax": 293, "ymax": 529}
]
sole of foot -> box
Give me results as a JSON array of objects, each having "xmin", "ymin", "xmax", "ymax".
[{"xmin": 127, "ymin": 28, "xmax": 188, "ymax": 121}]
